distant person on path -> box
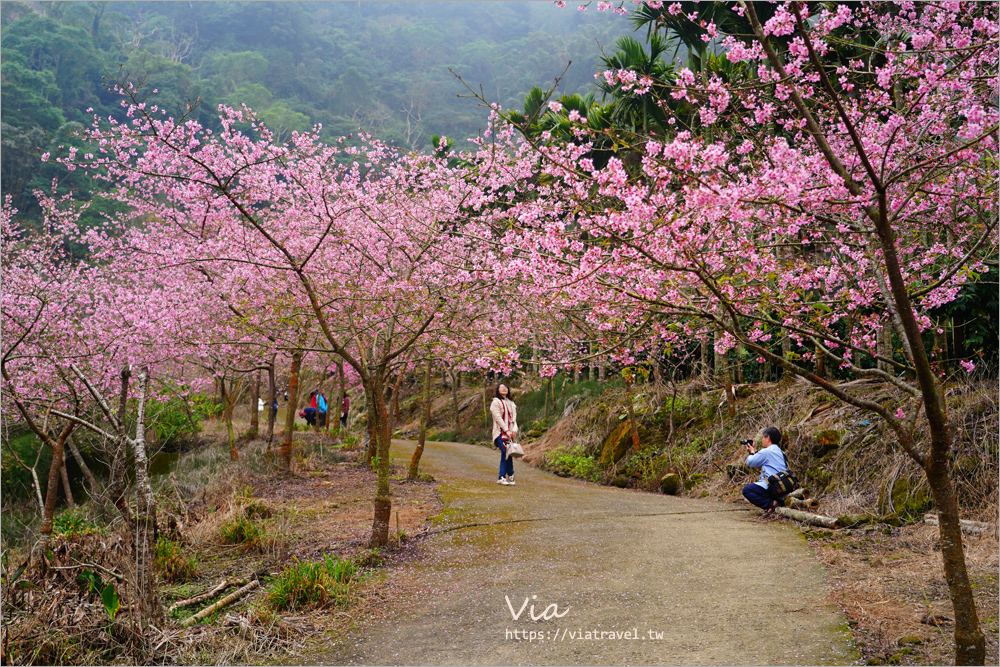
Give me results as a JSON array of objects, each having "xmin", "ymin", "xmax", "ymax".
[
  {"xmin": 741, "ymin": 426, "xmax": 788, "ymax": 512},
  {"xmin": 490, "ymin": 383, "xmax": 519, "ymax": 486},
  {"xmin": 302, "ymin": 388, "xmax": 326, "ymax": 427},
  {"xmin": 340, "ymin": 393, "xmax": 350, "ymax": 429},
  {"xmin": 315, "ymin": 387, "xmax": 328, "ymax": 427}
]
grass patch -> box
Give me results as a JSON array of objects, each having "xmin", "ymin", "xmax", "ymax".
[
  {"xmin": 264, "ymin": 554, "xmax": 358, "ymax": 611},
  {"xmin": 154, "ymin": 536, "xmax": 198, "ymax": 581},
  {"xmin": 219, "ymin": 514, "xmax": 266, "ymax": 548}
]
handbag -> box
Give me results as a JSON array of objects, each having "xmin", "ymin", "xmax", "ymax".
[
  {"xmin": 766, "ymin": 450, "xmax": 800, "ymax": 495},
  {"xmin": 500, "ymin": 401, "xmax": 524, "ymax": 458}
]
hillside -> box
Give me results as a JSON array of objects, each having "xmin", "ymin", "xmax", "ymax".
[{"xmin": 1, "ymin": 1, "xmax": 631, "ymax": 225}]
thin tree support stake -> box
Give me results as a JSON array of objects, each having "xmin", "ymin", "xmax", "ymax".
[{"xmin": 180, "ymin": 579, "xmax": 259, "ymax": 627}]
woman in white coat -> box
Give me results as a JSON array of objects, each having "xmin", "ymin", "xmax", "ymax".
[{"xmin": 490, "ymin": 383, "xmax": 519, "ymax": 485}]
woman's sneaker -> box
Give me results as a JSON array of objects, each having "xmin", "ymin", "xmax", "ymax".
[
  {"xmin": 497, "ymin": 477, "xmax": 510, "ymax": 485},
  {"xmin": 507, "ymin": 475, "xmax": 515, "ymax": 486}
]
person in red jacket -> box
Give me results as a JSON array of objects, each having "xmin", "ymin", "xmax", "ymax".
[{"xmin": 340, "ymin": 393, "xmax": 350, "ymax": 429}]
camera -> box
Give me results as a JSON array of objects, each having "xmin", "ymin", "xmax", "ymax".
[{"xmin": 740, "ymin": 439, "xmax": 754, "ymax": 447}]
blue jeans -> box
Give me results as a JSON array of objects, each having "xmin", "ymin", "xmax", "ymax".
[
  {"xmin": 742, "ymin": 483, "xmax": 776, "ymax": 510},
  {"xmin": 495, "ymin": 436, "xmax": 514, "ymax": 479}
]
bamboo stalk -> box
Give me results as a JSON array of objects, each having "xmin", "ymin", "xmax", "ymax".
[
  {"xmin": 169, "ymin": 578, "xmax": 245, "ymax": 613},
  {"xmin": 775, "ymin": 506, "xmax": 838, "ymax": 529},
  {"xmin": 180, "ymin": 579, "xmax": 258, "ymax": 627}
]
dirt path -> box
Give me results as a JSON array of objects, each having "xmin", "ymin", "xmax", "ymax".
[{"xmin": 316, "ymin": 440, "xmax": 856, "ymax": 666}]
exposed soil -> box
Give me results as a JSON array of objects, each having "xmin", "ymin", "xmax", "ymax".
[{"xmin": 803, "ymin": 524, "xmax": 999, "ymax": 666}]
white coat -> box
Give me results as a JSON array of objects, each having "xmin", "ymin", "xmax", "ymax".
[{"xmin": 490, "ymin": 396, "xmax": 519, "ymax": 442}]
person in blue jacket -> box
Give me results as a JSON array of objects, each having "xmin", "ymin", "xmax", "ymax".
[
  {"xmin": 741, "ymin": 427, "xmax": 788, "ymax": 511},
  {"xmin": 316, "ymin": 390, "xmax": 328, "ymax": 427}
]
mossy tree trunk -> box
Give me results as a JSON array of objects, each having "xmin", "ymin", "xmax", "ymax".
[
  {"xmin": 220, "ymin": 376, "xmax": 238, "ymax": 461},
  {"xmin": 280, "ymin": 349, "xmax": 305, "ymax": 470},
  {"xmin": 369, "ymin": 373, "xmax": 392, "ymax": 548},
  {"xmin": 249, "ymin": 369, "xmax": 260, "ymax": 438},
  {"xmin": 266, "ymin": 356, "xmax": 276, "ymax": 446}
]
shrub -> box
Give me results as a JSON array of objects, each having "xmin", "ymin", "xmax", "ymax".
[
  {"xmin": 544, "ymin": 446, "xmax": 600, "ymax": 482},
  {"xmin": 53, "ymin": 509, "xmax": 103, "ymax": 538},
  {"xmin": 219, "ymin": 515, "xmax": 266, "ymax": 548},
  {"xmin": 154, "ymin": 536, "xmax": 198, "ymax": 581},
  {"xmin": 146, "ymin": 398, "xmax": 199, "ymax": 446},
  {"xmin": 264, "ymin": 554, "xmax": 358, "ymax": 611}
]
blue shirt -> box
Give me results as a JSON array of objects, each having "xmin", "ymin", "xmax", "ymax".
[{"xmin": 746, "ymin": 444, "xmax": 788, "ymax": 488}]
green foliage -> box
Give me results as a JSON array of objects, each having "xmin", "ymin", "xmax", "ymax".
[
  {"xmin": 544, "ymin": 445, "xmax": 600, "ymax": 482},
  {"xmin": 264, "ymin": 554, "xmax": 358, "ymax": 611},
  {"xmin": 515, "ymin": 375, "xmax": 617, "ymax": 433},
  {"xmin": 219, "ymin": 514, "xmax": 264, "ymax": 547},
  {"xmin": 1, "ymin": 1, "xmax": 630, "ymax": 231},
  {"xmin": 147, "ymin": 398, "xmax": 200, "ymax": 445},
  {"xmin": 1, "ymin": 432, "xmax": 50, "ymax": 502},
  {"xmin": 52, "ymin": 508, "xmax": 103, "ymax": 538},
  {"xmin": 219, "ymin": 486, "xmax": 272, "ymax": 549},
  {"xmin": 78, "ymin": 569, "xmax": 120, "ymax": 620},
  {"xmin": 154, "ymin": 536, "xmax": 198, "ymax": 582}
]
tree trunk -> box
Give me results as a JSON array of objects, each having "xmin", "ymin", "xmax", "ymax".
[
  {"xmin": 35, "ymin": 422, "xmax": 75, "ymax": 558},
  {"xmin": 386, "ymin": 373, "xmax": 404, "ymax": 437},
  {"xmin": 369, "ymin": 375, "xmax": 392, "ymax": 548},
  {"xmin": 409, "ymin": 361, "xmax": 432, "ymax": 479},
  {"xmin": 105, "ymin": 367, "xmax": 132, "ymax": 522},
  {"xmin": 544, "ymin": 377, "xmax": 551, "ymax": 423},
  {"xmin": 714, "ymin": 330, "xmax": 728, "ymax": 385},
  {"xmin": 781, "ymin": 332, "xmax": 791, "ymax": 379},
  {"xmin": 266, "ymin": 356, "xmax": 276, "ymax": 446},
  {"xmin": 66, "ymin": 435, "xmax": 98, "ymax": 500},
  {"xmin": 700, "ymin": 339, "xmax": 710, "ymax": 377},
  {"xmin": 876, "ymin": 322, "xmax": 893, "ymax": 373},
  {"xmin": 365, "ymin": 383, "xmax": 378, "ymax": 466},
  {"xmin": 130, "ymin": 367, "xmax": 164, "ymax": 625},
  {"xmin": 483, "ymin": 374, "xmax": 490, "ymax": 430},
  {"xmin": 625, "ymin": 381, "xmax": 641, "ymax": 453},
  {"xmin": 280, "ymin": 349, "xmax": 305, "ymax": 470},
  {"xmin": 449, "ymin": 369, "xmax": 460, "ymax": 433},
  {"xmin": 220, "ymin": 377, "xmax": 237, "ymax": 461},
  {"xmin": 59, "ymin": 456, "xmax": 74, "ymax": 508},
  {"xmin": 337, "ymin": 359, "xmax": 346, "ymax": 432},
  {"xmin": 933, "ymin": 322, "xmax": 949, "ymax": 371},
  {"xmin": 249, "ymin": 369, "xmax": 260, "ymax": 438}
]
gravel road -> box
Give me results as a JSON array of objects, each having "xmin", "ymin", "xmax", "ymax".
[{"xmin": 317, "ymin": 439, "xmax": 855, "ymax": 666}]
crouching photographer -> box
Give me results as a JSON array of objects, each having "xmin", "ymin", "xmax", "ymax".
[{"xmin": 740, "ymin": 426, "xmax": 798, "ymax": 512}]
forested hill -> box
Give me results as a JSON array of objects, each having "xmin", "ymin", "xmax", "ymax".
[{"xmin": 2, "ymin": 1, "xmax": 629, "ymax": 220}]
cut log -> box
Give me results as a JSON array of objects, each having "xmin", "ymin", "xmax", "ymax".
[
  {"xmin": 180, "ymin": 579, "xmax": 258, "ymax": 627},
  {"xmin": 923, "ymin": 514, "xmax": 996, "ymax": 535},
  {"xmin": 784, "ymin": 496, "xmax": 820, "ymax": 510},
  {"xmin": 169, "ymin": 578, "xmax": 245, "ymax": 613},
  {"xmin": 785, "ymin": 488, "xmax": 805, "ymax": 499},
  {"xmin": 776, "ymin": 507, "xmax": 838, "ymax": 529}
]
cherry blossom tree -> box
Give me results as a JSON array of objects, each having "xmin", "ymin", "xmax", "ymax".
[
  {"xmin": 74, "ymin": 85, "xmax": 510, "ymax": 547},
  {"xmin": 476, "ymin": 2, "xmax": 997, "ymax": 662}
]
